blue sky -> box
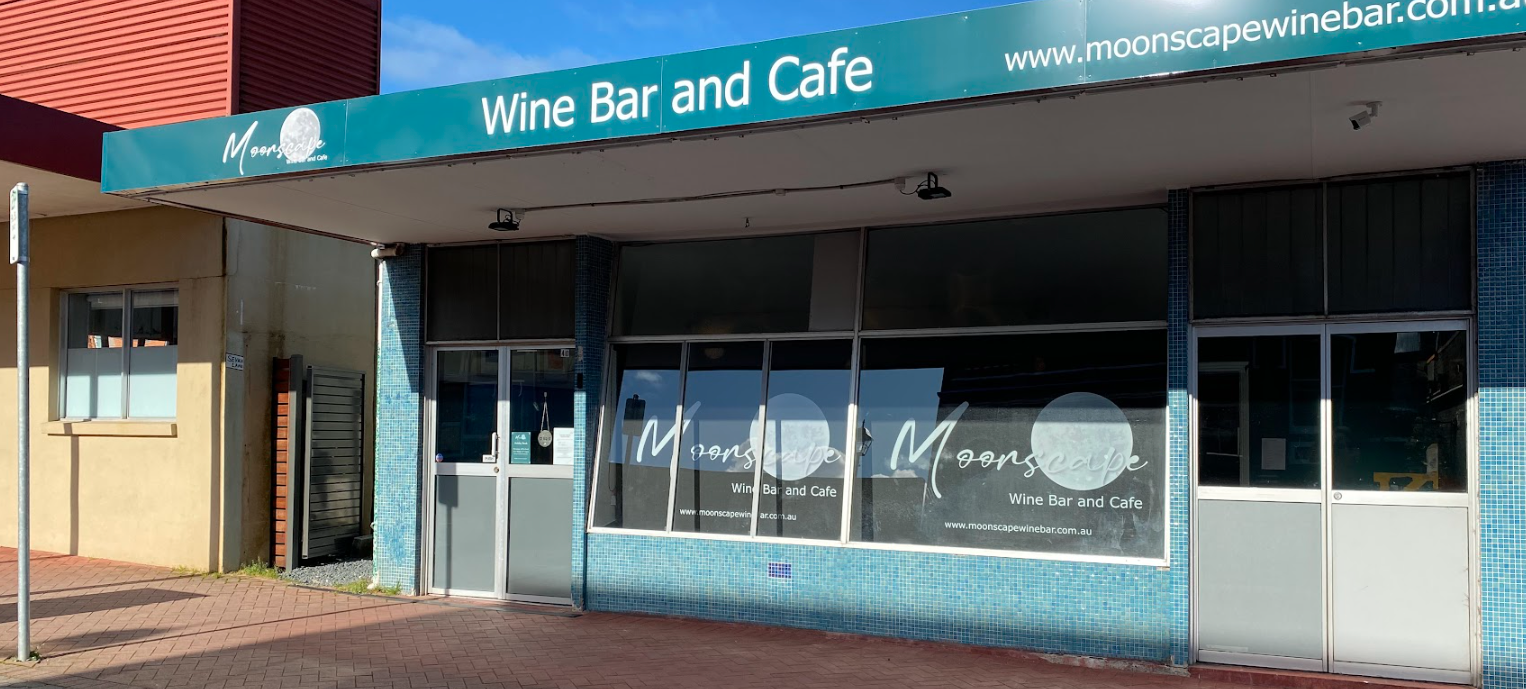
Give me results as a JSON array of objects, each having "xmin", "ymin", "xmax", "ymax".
[{"xmin": 381, "ymin": 0, "xmax": 1017, "ymax": 93}]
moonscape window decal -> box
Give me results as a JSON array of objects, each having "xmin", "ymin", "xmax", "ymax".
[
  {"xmin": 854, "ymin": 331, "xmax": 1168, "ymax": 559},
  {"xmin": 594, "ymin": 330, "xmax": 1168, "ymax": 561}
]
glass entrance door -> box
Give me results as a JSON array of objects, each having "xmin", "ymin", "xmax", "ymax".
[
  {"xmin": 1192, "ymin": 322, "xmax": 1473, "ymax": 684},
  {"xmin": 427, "ymin": 346, "xmax": 576, "ymax": 604},
  {"xmin": 503, "ymin": 348, "xmax": 576, "ymax": 605},
  {"xmin": 429, "ymin": 348, "xmax": 505, "ymax": 597}
]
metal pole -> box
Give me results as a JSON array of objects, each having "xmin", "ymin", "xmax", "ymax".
[{"xmin": 10, "ymin": 183, "xmax": 29, "ymax": 661}]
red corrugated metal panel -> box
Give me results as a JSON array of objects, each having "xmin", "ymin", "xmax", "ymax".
[
  {"xmin": 237, "ymin": 0, "xmax": 379, "ymax": 112},
  {"xmin": 0, "ymin": 0, "xmax": 234, "ymax": 128}
]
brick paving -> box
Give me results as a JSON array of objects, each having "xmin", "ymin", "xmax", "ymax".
[{"xmin": 0, "ymin": 549, "xmax": 1246, "ymax": 689}]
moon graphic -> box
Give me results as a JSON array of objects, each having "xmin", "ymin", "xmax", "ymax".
[
  {"xmin": 752, "ymin": 393, "xmax": 832, "ymax": 481},
  {"xmin": 279, "ymin": 108, "xmax": 322, "ymax": 163},
  {"xmin": 1030, "ymin": 392, "xmax": 1134, "ymax": 491}
]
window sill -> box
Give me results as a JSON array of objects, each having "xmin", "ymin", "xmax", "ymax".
[{"xmin": 45, "ymin": 421, "xmax": 178, "ymax": 438}]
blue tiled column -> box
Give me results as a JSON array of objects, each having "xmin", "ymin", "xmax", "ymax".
[
  {"xmin": 572, "ymin": 236, "xmax": 614, "ymax": 609},
  {"xmin": 1477, "ymin": 162, "xmax": 1526, "ymax": 689},
  {"xmin": 374, "ymin": 247, "xmax": 424, "ymax": 593},
  {"xmin": 1165, "ymin": 189, "xmax": 1192, "ymax": 667}
]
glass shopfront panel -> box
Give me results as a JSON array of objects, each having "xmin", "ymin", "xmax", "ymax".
[
  {"xmin": 1331, "ymin": 330, "xmax": 1469, "ymax": 492},
  {"xmin": 671, "ymin": 342, "xmax": 765, "ymax": 535},
  {"xmin": 591, "ymin": 344, "xmax": 683, "ymax": 531},
  {"xmin": 853, "ymin": 331, "xmax": 1167, "ymax": 558},
  {"xmin": 1196, "ymin": 335, "xmax": 1322, "ymax": 489},
  {"xmin": 758, "ymin": 340, "xmax": 852, "ymax": 540},
  {"xmin": 595, "ymin": 209, "xmax": 1171, "ymax": 562}
]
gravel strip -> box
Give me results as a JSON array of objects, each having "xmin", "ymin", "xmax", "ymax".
[{"xmin": 281, "ymin": 558, "xmax": 373, "ymax": 588}]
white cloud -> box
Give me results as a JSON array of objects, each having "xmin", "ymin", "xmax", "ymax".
[
  {"xmin": 633, "ymin": 371, "xmax": 666, "ymax": 386},
  {"xmin": 382, "ymin": 17, "xmax": 599, "ymax": 91}
]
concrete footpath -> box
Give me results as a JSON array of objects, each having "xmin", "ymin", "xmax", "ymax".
[{"xmin": 0, "ymin": 548, "xmax": 1244, "ymax": 689}]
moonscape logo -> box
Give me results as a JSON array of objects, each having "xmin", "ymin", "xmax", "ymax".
[
  {"xmin": 886, "ymin": 392, "xmax": 1148, "ymax": 498},
  {"xmin": 621, "ymin": 392, "xmax": 1144, "ymax": 494},
  {"xmin": 221, "ymin": 107, "xmax": 326, "ymax": 174}
]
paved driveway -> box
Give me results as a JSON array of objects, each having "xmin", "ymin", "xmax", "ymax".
[{"xmin": 0, "ymin": 549, "xmax": 1239, "ymax": 689}]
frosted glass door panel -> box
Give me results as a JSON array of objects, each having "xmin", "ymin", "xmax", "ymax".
[
  {"xmin": 1331, "ymin": 504, "xmax": 1471, "ymax": 681},
  {"xmin": 507, "ymin": 478, "xmax": 573, "ymax": 602},
  {"xmin": 432, "ymin": 475, "xmax": 498, "ymax": 594},
  {"xmin": 1197, "ymin": 500, "xmax": 1325, "ymax": 663}
]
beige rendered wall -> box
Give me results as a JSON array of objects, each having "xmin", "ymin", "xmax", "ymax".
[
  {"xmin": 223, "ymin": 219, "xmax": 376, "ymax": 570},
  {"xmin": 0, "ymin": 206, "xmax": 227, "ymax": 570}
]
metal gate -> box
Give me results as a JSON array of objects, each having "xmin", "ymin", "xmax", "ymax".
[{"xmin": 275, "ymin": 357, "xmax": 366, "ymax": 567}]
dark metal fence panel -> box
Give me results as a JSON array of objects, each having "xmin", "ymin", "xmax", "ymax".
[{"xmin": 303, "ymin": 366, "xmax": 366, "ymax": 559}]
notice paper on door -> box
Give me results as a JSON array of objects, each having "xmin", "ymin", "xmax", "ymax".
[
  {"xmin": 553, "ymin": 427, "xmax": 574, "ymax": 465},
  {"xmin": 1261, "ymin": 437, "xmax": 1287, "ymax": 471}
]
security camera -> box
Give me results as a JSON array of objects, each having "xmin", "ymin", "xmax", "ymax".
[
  {"xmin": 1350, "ymin": 102, "xmax": 1381, "ymax": 131},
  {"xmin": 370, "ymin": 244, "xmax": 405, "ymax": 260}
]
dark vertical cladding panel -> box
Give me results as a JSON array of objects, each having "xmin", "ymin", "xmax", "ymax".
[
  {"xmin": 1193, "ymin": 185, "xmax": 1324, "ymax": 319},
  {"xmin": 1328, "ymin": 172, "xmax": 1473, "ymax": 314},
  {"xmin": 0, "ymin": 0, "xmax": 234, "ymax": 128},
  {"xmin": 237, "ymin": 0, "xmax": 380, "ymax": 112}
]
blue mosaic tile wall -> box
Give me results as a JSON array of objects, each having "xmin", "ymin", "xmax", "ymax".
[
  {"xmin": 1477, "ymin": 162, "xmax": 1526, "ymax": 689},
  {"xmin": 572, "ymin": 237, "xmax": 614, "ymax": 609},
  {"xmin": 373, "ymin": 247, "xmax": 424, "ymax": 593},
  {"xmin": 1165, "ymin": 190, "xmax": 1192, "ymax": 666},
  {"xmin": 583, "ymin": 199, "xmax": 1195, "ymax": 663},
  {"xmin": 587, "ymin": 533, "xmax": 1172, "ymax": 658}
]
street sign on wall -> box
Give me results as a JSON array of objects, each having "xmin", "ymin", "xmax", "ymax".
[{"xmin": 102, "ymin": 0, "xmax": 1526, "ymax": 193}]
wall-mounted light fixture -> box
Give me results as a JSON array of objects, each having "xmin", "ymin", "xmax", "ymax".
[
  {"xmin": 488, "ymin": 208, "xmax": 522, "ymax": 232},
  {"xmin": 900, "ymin": 172, "xmax": 953, "ymax": 200}
]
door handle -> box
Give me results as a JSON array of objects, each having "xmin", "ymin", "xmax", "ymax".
[{"xmin": 483, "ymin": 432, "xmax": 500, "ymax": 463}]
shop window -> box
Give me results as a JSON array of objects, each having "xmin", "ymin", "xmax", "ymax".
[
  {"xmin": 757, "ymin": 340, "xmax": 852, "ymax": 540},
  {"xmin": 63, "ymin": 288, "xmax": 179, "ymax": 419},
  {"xmin": 596, "ymin": 338, "xmax": 855, "ymax": 542},
  {"xmin": 425, "ymin": 241, "xmax": 575, "ymax": 343},
  {"xmin": 591, "ymin": 344, "xmax": 683, "ymax": 531},
  {"xmin": 670, "ymin": 342, "xmax": 765, "ymax": 536},
  {"xmin": 1328, "ymin": 175, "xmax": 1472, "ymax": 314},
  {"xmin": 862, "ymin": 209, "xmax": 1167, "ymax": 330},
  {"xmin": 1193, "ymin": 186, "xmax": 1324, "ymax": 319},
  {"xmin": 614, "ymin": 232, "xmax": 858, "ymax": 336},
  {"xmin": 852, "ymin": 330, "xmax": 1167, "ymax": 559}
]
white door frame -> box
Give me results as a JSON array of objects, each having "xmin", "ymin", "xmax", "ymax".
[
  {"xmin": 422, "ymin": 343, "xmax": 576, "ymax": 601},
  {"xmin": 1188, "ymin": 319, "xmax": 1479, "ymax": 685}
]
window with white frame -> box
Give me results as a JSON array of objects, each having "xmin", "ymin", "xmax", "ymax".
[{"xmin": 62, "ymin": 289, "xmax": 178, "ymax": 419}]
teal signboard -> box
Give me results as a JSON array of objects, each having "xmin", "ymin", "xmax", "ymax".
[{"xmin": 102, "ymin": 0, "xmax": 1526, "ymax": 193}]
